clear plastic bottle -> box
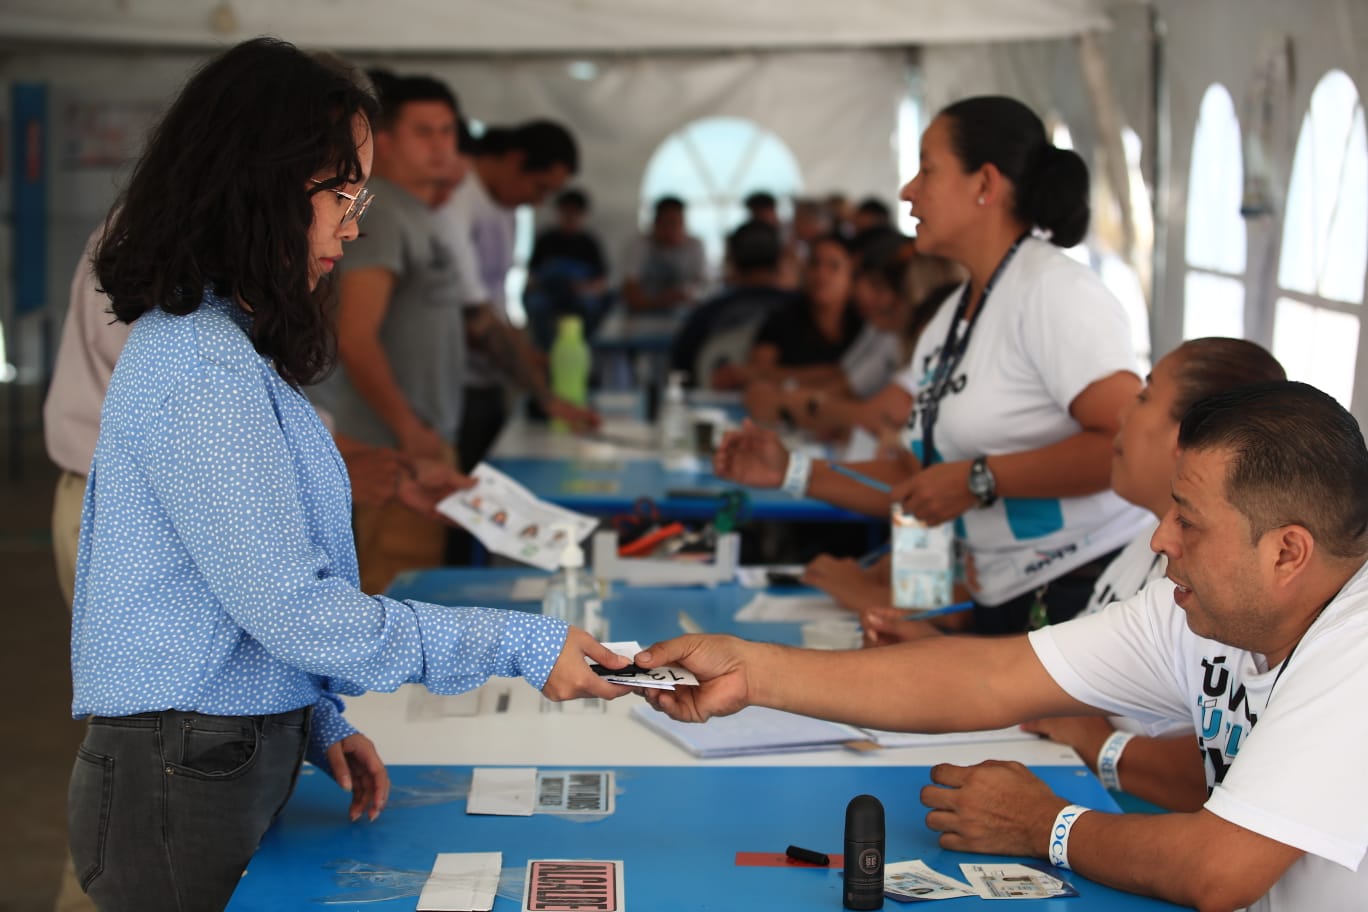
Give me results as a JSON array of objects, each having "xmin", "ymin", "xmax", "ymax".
[
  {"xmin": 658, "ymin": 370, "xmax": 692, "ymax": 468},
  {"xmin": 541, "ymin": 526, "xmax": 606, "ymax": 713},
  {"xmin": 549, "ymin": 315, "xmax": 590, "ymax": 431}
]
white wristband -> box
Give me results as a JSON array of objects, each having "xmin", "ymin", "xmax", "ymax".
[
  {"xmin": 781, "ymin": 451, "xmax": 812, "ymax": 497},
  {"xmin": 1047, "ymin": 804, "xmax": 1090, "ymax": 870},
  {"xmin": 1096, "ymin": 731, "xmax": 1135, "ymax": 792}
]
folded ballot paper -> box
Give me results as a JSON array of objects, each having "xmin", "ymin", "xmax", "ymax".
[
  {"xmin": 436, "ymin": 464, "xmax": 598, "ymax": 571},
  {"xmin": 630, "ymin": 704, "xmax": 863, "ymax": 758},
  {"xmin": 594, "ymin": 641, "xmax": 699, "ymax": 690}
]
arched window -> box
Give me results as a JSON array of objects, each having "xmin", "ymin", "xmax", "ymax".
[
  {"xmin": 1184, "ymin": 84, "xmax": 1246, "ymax": 340},
  {"xmin": 1274, "ymin": 69, "xmax": 1368, "ymax": 409},
  {"xmin": 1049, "ymin": 118, "xmax": 1152, "ymax": 367},
  {"xmin": 640, "ymin": 117, "xmax": 804, "ymax": 267}
]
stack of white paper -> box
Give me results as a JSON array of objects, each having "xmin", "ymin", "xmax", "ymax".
[
  {"xmin": 855, "ymin": 725, "xmax": 1036, "ymax": 749},
  {"xmin": 630, "ymin": 704, "xmax": 862, "ymax": 758}
]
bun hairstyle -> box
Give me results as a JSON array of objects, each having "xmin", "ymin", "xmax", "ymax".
[{"xmin": 939, "ymin": 96, "xmax": 1090, "ymax": 248}]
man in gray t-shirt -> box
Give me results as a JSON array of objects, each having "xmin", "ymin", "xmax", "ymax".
[
  {"xmin": 321, "ymin": 74, "xmax": 469, "ymax": 593},
  {"xmin": 323, "ymin": 173, "xmax": 467, "ymax": 450}
]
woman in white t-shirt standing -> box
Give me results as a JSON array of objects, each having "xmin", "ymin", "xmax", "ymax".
[{"xmin": 715, "ymin": 95, "xmax": 1149, "ymax": 632}]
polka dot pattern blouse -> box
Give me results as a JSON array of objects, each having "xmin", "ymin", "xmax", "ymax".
[{"xmin": 70, "ymin": 294, "xmax": 568, "ymax": 766}]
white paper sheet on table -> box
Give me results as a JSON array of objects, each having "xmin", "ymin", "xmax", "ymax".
[
  {"xmin": 630, "ymin": 704, "xmax": 863, "ymax": 757},
  {"xmin": 436, "ymin": 464, "xmax": 598, "ymax": 571},
  {"xmin": 467, "ymin": 767, "xmax": 537, "ymax": 816},
  {"xmin": 417, "ymin": 851, "xmax": 502, "ymax": 912},
  {"xmin": 735, "ymin": 592, "xmax": 850, "ymax": 623},
  {"xmin": 854, "ymin": 725, "xmax": 1036, "ymax": 749}
]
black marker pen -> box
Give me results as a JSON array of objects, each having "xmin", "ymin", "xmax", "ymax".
[{"xmin": 785, "ymin": 845, "xmax": 830, "ymax": 866}]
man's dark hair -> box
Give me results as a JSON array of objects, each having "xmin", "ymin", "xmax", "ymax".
[
  {"xmin": 457, "ymin": 118, "xmax": 476, "ymax": 155},
  {"xmin": 369, "ymin": 72, "xmax": 458, "ymax": 130},
  {"xmin": 654, "ymin": 196, "xmax": 686, "ymax": 218},
  {"xmin": 726, "ymin": 220, "xmax": 782, "ymax": 273},
  {"xmin": 855, "ymin": 197, "xmax": 892, "ymax": 222},
  {"xmin": 1178, "ymin": 381, "xmax": 1368, "ymax": 559},
  {"xmin": 744, "ymin": 191, "xmax": 777, "ymax": 213},
  {"xmin": 95, "ymin": 37, "xmax": 379, "ymax": 387},
  {"xmin": 476, "ymin": 119, "xmax": 578, "ymax": 174},
  {"xmin": 556, "ymin": 189, "xmax": 590, "ymax": 212}
]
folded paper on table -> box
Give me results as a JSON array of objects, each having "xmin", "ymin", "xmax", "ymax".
[
  {"xmin": 466, "ymin": 767, "xmax": 537, "ymax": 816},
  {"xmin": 417, "ymin": 851, "xmax": 501, "ymax": 912},
  {"xmin": 630, "ymin": 704, "xmax": 863, "ymax": 758}
]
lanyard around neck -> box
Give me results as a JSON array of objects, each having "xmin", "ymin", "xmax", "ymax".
[{"xmin": 917, "ymin": 232, "xmax": 1030, "ymax": 467}]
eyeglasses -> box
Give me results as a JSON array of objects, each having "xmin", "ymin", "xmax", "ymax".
[{"xmin": 310, "ymin": 179, "xmax": 375, "ymax": 226}]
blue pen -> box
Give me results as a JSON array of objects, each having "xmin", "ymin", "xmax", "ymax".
[
  {"xmin": 827, "ymin": 462, "xmax": 892, "ymax": 494},
  {"xmin": 898, "ymin": 599, "xmax": 975, "ymax": 621}
]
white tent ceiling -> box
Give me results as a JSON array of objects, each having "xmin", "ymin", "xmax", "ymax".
[{"xmin": 0, "ymin": 0, "xmax": 1113, "ymax": 52}]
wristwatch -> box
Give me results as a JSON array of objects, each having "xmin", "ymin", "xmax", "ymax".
[{"xmin": 968, "ymin": 456, "xmax": 997, "ymax": 507}]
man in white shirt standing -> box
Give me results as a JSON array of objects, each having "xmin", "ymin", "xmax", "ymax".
[
  {"xmin": 440, "ymin": 119, "xmax": 593, "ymax": 471},
  {"xmin": 635, "ymin": 380, "xmax": 1368, "ymax": 911}
]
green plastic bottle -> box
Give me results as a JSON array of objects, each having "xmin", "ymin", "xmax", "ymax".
[{"xmin": 549, "ymin": 315, "xmax": 590, "ymax": 430}]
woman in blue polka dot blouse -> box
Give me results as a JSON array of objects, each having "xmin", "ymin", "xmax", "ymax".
[{"xmin": 65, "ymin": 38, "xmax": 629, "ymax": 911}]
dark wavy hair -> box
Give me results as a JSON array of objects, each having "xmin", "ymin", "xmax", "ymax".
[
  {"xmin": 939, "ymin": 96, "xmax": 1090, "ymax": 247},
  {"xmin": 95, "ymin": 37, "xmax": 379, "ymax": 386}
]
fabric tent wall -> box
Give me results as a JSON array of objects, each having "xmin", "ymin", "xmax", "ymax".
[
  {"xmin": 0, "ymin": 0, "xmax": 1109, "ymax": 52},
  {"xmin": 1149, "ymin": 0, "xmax": 1368, "ymax": 405},
  {"xmin": 0, "ymin": 47, "xmax": 908, "ymax": 339},
  {"xmin": 921, "ymin": 0, "xmax": 1368, "ymax": 424},
  {"xmin": 375, "ymin": 50, "xmax": 910, "ymax": 277}
]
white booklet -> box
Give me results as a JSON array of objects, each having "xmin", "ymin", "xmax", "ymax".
[
  {"xmin": 436, "ymin": 463, "xmax": 598, "ymax": 571},
  {"xmin": 630, "ymin": 704, "xmax": 863, "ymax": 758}
]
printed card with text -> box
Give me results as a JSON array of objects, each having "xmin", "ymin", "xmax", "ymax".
[
  {"xmin": 884, "ymin": 860, "xmax": 976, "ymax": 902},
  {"xmin": 593, "ymin": 641, "xmax": 698, "ymax": 689},
  {"xmin": 959, "ymin": 862, "xmax": 1077, "ymax": 900},
  {"xmin": 522, "ymin": 860, "xmax": 624, "ymax": 912},
  {"xmin": 535, "ymin": 770, "xmax": 615, "ymax": 815}
]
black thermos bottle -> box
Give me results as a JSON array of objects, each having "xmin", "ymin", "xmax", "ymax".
[{"xmin": 843, "ymin": 794, "xmax": 885, "ymax": 910}]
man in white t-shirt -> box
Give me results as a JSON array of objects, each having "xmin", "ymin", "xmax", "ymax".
[
  {"xmin": 632, "ymin": 381, "xmax": 1368, "ymax": 911},
  {"xmin": 438, "ymin": 119, "xmax": 596, "ymax": 470}
]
